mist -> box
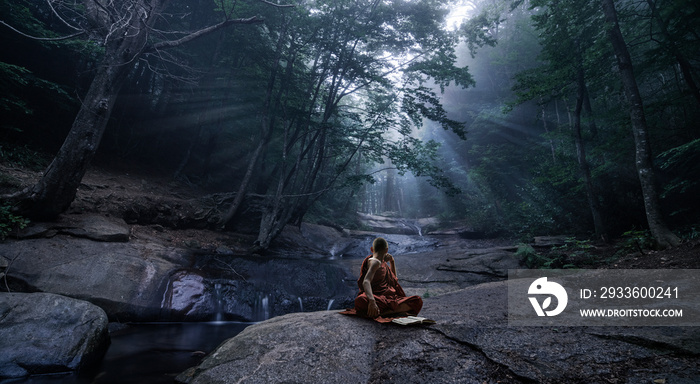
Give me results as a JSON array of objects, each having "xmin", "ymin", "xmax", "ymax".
[{"xmin": 2, "ymin": 0, "xmax": 699, "ymax": 245}]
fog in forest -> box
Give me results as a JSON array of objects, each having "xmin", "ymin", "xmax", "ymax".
[{"xmin": 1, "ymin": 0, "xmax": 699, "ymax": 247}]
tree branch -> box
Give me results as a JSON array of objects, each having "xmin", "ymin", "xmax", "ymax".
[
  {"xmin": 0, "ymin": 20, "xmax": 85, "ymax": 41},
  {"xmin": 257, "ymin": 0, "xmax": 295, "ymax": 8},
  {"xmin": 46, "ymin": 0, "xmax": 82, "ymax": 31},
  {"xmin": 148, "ymin": 16, "xmax": 264, "ymax": 51}
]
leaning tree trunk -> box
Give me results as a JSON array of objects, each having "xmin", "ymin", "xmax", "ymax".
[
  {"xmin": 4, "ymin": 0, "xmax": 265, "ymax": 220},
  {"xmin": 601, "ymin": 0, "xmax": 681, "ymax": 248},
  {"xmin": 8, "ymin": 29, "xmax": 146, "ymax": 219}
]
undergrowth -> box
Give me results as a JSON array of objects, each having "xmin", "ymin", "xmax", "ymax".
[
  {"xmin": 0, "ymin": 204, "xmax": 29, "ymax": 240},
  {"xmin": 518, "ymin": 237, "xmax": 617, "ymax": 269},
  {"xmin": 0, "ymin": 143, "xmax": 49, "ymax": 171}
]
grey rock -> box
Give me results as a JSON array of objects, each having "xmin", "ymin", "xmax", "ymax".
[
  {"xmin": 436, "ymin": 247, "xmax": 523, "ymax": 277},
  {"xmin": 0, "ymin": 292, "xmax": 109, "ymax": 379},
  {"xmin": 180, "ymin": 281, "xmax": 700, "ymax": 384},
  {"xmin": 16, "ymin": 214, "xmax": 130, "ymax": 242},
  {"xmin": 59, "ymin": 214, "xmax": 131, "ymax": 242},
  {"xmin": 356, "ymin": 213, "xmax": 424, "ymax": 235},
  {"xmin": 177, "ymin": 311, "xmax": 377, "ymax": 384},
  {"xmin": 532, "ymin": 235, "xmax": 569, "ymax": 247},
  {"xmin": 0, "ymin": 236, "xmax": 187, "ymax": 321},
  {"xmin": 0, "ymin": 233, "xmax": 356, "ymax": 322}
]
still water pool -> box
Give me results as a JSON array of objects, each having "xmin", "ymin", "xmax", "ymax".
[{"xmin": 4, "ymin": 322, "xmax": 250, "ymax": 384}]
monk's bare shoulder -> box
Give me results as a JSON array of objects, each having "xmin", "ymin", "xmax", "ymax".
[{"xmin": 366, "ymin": 258, "xmax": 380, "ymax": 268}]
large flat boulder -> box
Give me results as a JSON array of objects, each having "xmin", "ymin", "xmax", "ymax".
[
  {"xmin": 177, "ymin": 311, "xmax": 377, "ymax": 384},
  {"xmin": 0, "ymin": 292, "xmax": 110, "ymax": 379},
  {"xmin": 1, "ymin": 236, "xmax": 187, "ymax": 321},
  {"xmin": 15, "ymin": 213, "xmax": 131, "ymax": 242},
  {"xmin": 338, "ymin": 237, "xmax": 523, "ymax": 298},
  {"xmin": 1, "ymin": 232, "xmax": 356, "ymax": 322},
  {"xmin": 179, "ymin": 281, "xmax": 700, "ymax": 383}
]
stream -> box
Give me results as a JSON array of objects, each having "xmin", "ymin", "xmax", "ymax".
[
  {"xmin": 2, "ymin": 322, "xmax": 250, "ymax": 384},
  {"xmin": 1, "ymin": 227, "xmax": 452, "ymax": 383}
]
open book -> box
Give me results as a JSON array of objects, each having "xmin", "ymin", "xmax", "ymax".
[{"xmin": 391, "ymin": 316, "xmax": 436, "ymax": 326}]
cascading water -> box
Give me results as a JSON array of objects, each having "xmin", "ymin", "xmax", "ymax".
[
  {"xmin": 213, "ymin": 283, "xmax": 224, "ymax": 323},
  {"xmin": 326, "ymin": 298, "xmax": 335, "ymax": 311},
  {"xmin": 261, "ymin": 295, "xmax": 269, "ymax": 319},
  {"xmin": 298, "ymin": 297, "xmax": 304, "ymax": 312},
  {"xmin": 253, "ymin": 293, "xmax": 271, "ymax": 322}
]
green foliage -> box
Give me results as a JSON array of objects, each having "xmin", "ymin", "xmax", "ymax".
[
  {"xmin": 552, "ymin": 237, "xmax": 592, "ymax": 257},
  {"xmin": 0, "ymin": 62, "xmax": 71, "ymax": 125},
  {"xmin": 679, "ymin": 226, "xmax": 699, "ymax": 241},
  {"xmin": 516, "ymin": 243, "xmax": 541, "ymax": 268},
  {"xmin": 3, "ymin": 0, "xmax": 699, "ymax": 244},
  {"xmin": 460, "ymin": 8, "xmax": 500, "ymax": 58},
  {"xmin": 517, "ymin": 243, "xmax": 570, "ymax": 269},
  {"xmin": 0, "ymin": 204, "xmax": 29, "ymax": 240},
  {"xmin": 658, "ymin": 139, "xmax": 700, "ymax": 198},
  {"xmin": 0, "ymin": 144, "xmax": 49, "ymax": 171},
  {"xmin": 520, "ymin": 237, "xmax": 605, "ymax": 269},
  {"xmin": 616, "ymin": 229, "xmax": 654, "ymax": 256}
]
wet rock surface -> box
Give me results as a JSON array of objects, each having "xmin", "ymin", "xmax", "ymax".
[
  {"xmin": 0, "ymin": 292, "xmax": 110, "ymax": 379},
  {"xmin": 337, "ymin": 235, "xmax": 521, "ymax": 298},
  {"xmin": 3, "ymin": 213, "xmax": 699, "ymax": 383},
  {"xmin": 177, "ymin": 231, "xmax": 700, "ymax": 384},
  {"xmin": 179, "ymin": 281, "xmax": 700, "ymax": 384},
  {"xmin": 176, "ymin": 311, "xmax": 376, "ymax": 384},
  {"xmin": 1, "ymin": 236, "xmax": 188, "ymax": 322},
  {"xmin": 0, "ymin": 217, "xmax": 358, "ymax": 322},
  {"xmin": 15, "ymin": 213, "xmax": 131, "ymax": 242},
  {"xmin": 356, "ymin": 213, "xmax": 428, "ymax": 235}
]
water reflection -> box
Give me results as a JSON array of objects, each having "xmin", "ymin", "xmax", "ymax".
[{"xmin": 4, "ymin": 322, "xmax": 250, "ymax": 384}]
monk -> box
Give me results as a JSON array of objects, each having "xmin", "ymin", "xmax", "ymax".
[{"xmin": 353, "ymin": 237, "xmax": 423, "ymax": 318}]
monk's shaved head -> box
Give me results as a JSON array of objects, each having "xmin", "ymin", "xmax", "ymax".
[{"xmin": 372, "ymin": 237, "xmax": 388, "ymax": 253}]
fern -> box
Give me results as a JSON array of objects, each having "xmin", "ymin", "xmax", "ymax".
[{"xmin": 0, "ymin": 205, "xmax": 29, "ymax": 240}]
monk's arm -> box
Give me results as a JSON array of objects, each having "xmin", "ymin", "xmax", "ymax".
[
  {"xmin": 387, "ymin": 254, "xmax": 397, "ymax": 278},
  {"xmin": 362, "ymin": 259, "xmax": 381, "ymax": 317}
]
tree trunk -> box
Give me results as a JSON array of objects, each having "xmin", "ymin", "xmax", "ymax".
[
  {"xmin": 601, "ymin": 0, "xmax": 680, "ymax": 248},
  {"xmin": 220, "ymin": 23, "xmax": 289, "ymax": 227},
  {"xmin": 539, "ymin": 98, "xmax": 556, "ymax": 163},
  {"xmin": 8, "ymin": 27, "xmax": 145, "ymax": 219},
  {"xmin": 5, "ymin": 0, "xmax": 263, "ymax": 219},
  {"xmin": 573, "ymin": 65, "xmax": 606, "ymax": 240}
]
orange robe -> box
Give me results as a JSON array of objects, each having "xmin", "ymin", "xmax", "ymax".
[{"xmin": 353, "ymin": 255, "xmax": 423, "ymax": 317}]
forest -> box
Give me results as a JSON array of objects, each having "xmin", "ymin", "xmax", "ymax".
[{"xmin": 1, "ymin": 0, "xmax": 699, "ymax": 250}]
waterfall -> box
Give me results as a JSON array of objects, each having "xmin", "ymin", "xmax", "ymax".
[
  {"xmin": 253, "ymin": 293, "xmax": 271, "ymax": 322},
  {"xmin": 298, "ymin": 297, "xmax": 304, "ymax": 312},
  {"xmin": 261, "ymin": 295, "xmax": 269, "ymax": 320},
  {"xmin": 326, "ymin": 298, "xmax": 335, "ymax": 311},
  {"xmin": 213, "ymin": 283, "xmax": 224, "ymax": 323}
]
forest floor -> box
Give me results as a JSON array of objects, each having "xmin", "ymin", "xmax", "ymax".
[{"xmin": 2, "ymin": 161, "xmax": 699, "ymax": 269}]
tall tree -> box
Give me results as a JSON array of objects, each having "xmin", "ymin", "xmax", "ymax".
[
  {"xmin": 510, "ymin": 0, "xmax": 608, "ymax": 238},
  {"xmin": 214, "ymin": 0, "xmax": 473, "ymax": 249},
  {"xmin": 600, "ymin": 0, "xmax": 680, "ymax": 248},
  {"xmin": 2, "ymin": 0, "xmax": 279, "ymax": 219}
]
